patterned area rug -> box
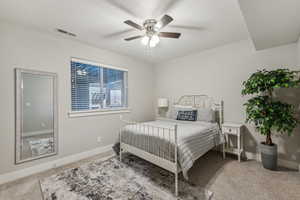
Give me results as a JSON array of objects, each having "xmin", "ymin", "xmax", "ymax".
[{"xmin": 40, "ymin": 154, "xmax": 213, "ymax": 200}]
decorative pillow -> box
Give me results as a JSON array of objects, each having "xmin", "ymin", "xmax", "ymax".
[
  {"xmin": 176, "ymin": 110, "xmax": 198, "ymax": 121},
  {"xmin": 171, "ymin": 105, "xmax": 193, "ymax": 119},
  {"xmin": 197, "ymin": 108, "xmax": 215, "ymax": 122}
]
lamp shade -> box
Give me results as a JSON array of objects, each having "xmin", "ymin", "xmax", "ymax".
[{"xmin": 158, "ymin": 98, "xmax": 169, "ymax": 108}]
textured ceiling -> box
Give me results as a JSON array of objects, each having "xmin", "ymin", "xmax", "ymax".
[{"xmin": 0, "ymin": 0, "xmax": 249, "ymax": 64}]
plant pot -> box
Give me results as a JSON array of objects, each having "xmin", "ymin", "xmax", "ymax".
[{"xmin": 259, "ymin": 142, "xmax": 277, "ymax": 170}]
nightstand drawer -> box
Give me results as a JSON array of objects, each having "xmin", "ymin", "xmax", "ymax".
[{"xmin": 222, "ymin": 126, "xmax": 238, "ymax": 135}]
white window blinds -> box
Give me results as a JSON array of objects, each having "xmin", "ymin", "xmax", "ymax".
[{"xmin": 71, "ymin": 59, "xmax": 128, "ymax": 112}]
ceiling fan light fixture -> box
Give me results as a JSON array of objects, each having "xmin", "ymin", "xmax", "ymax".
[
  {"xmin": 141, "ymin": 36, "xmax": 149, "ymax": 45},
  {"xmin": 155, "ymin": 22, "xmax": 162, "ymax": 30},
  {"xmin": 151, "ymin": 35, "xmax": 160, "ymax": 44},
  {"xmin": 149, "ymin": 35, "xmax": 160, "ymax": 48},
  {"xmin": 124, "ymin": 14, "xmax": 180, "ymax": 46}
]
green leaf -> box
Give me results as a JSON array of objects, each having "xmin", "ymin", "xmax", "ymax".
[{"xmin": 242, "ymin": 68, "xmax": 300, "ymax": 140}]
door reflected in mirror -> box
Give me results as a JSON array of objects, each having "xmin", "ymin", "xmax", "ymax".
[{"xmin": 16, "ymin": 69, "xmax": 58, "ymax": 163}]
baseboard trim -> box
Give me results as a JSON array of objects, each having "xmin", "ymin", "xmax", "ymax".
[
  {"xmin": 244, "ymin": 151, "xmax": 299, "ymax": 171},
  {"xmin": 0, "ymin": 144, "xmax": 113, "ymax": 185}
]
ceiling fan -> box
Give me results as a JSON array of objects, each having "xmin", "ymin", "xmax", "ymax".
[{"xmin": 124, "ymin": 15, "xmax": 181, "ymax": 48}]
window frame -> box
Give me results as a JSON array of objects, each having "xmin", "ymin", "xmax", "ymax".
[{"xmin": 68, "ymin": 57, "xmax": 130, "ymax": 118}]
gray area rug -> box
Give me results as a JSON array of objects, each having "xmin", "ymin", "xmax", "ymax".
[{"xmin": 40, "ymin": 154, "xmax": 212, "ymax": 200}]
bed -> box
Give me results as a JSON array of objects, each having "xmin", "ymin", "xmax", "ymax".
[{"xmin": 119, "ymin": 95, "xmax": 225, "ymax": 196}]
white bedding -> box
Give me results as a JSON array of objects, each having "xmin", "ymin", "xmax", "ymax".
[{"xmin": 121, "ymin": 119, "xmax": 224, "ymax": 179}]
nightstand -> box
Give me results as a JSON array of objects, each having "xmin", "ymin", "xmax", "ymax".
[{"xmin": 222, "ymin": 122, "xmax": 244, "ymax": 162}]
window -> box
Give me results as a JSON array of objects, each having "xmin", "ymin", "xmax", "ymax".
[{"xmin": 70, "ymin": 58, "xmax": 128, "ymax": 115}]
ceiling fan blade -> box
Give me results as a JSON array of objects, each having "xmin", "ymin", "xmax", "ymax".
[
  {"xmin": 158, "ymin": 32, "xmax": 181, "ymax": 38},
  {"xmin": 124, "ymin": 20, "xmax": 144, "ymax": 30},
  {"xmin": 158, "ymin": 15, "xmax": 173, "ymax": 29},
  {"xmin": 124, "ymin": 35, "xmax": 143, "ymax": 41}
]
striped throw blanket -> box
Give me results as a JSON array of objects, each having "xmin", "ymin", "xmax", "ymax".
[{"xmin": 121, "ymin": 119, "xmax": 224, "ymax": 179}]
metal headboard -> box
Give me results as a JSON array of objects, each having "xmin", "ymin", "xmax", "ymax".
[{"xmin": 174, "ymin": 95, "xmax": 224, "ymax": 125}]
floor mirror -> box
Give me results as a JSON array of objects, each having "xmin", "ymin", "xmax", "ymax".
[{"xmin": 15, "ymin": 68, "xmax": 58, "ymax": 164}]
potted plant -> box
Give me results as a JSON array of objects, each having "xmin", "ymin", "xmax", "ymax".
[{"xmin": 242, "ymin": 69, "xmax": 299, "ymax": 170}]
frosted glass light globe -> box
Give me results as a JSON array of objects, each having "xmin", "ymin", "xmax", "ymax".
[
  {"xmin": 141, "ymin": 36, "xmax": 149, "ymax": 45},
  {"xmin": 149, "ymin": 35, "xmax": 160, "ymax": 48}
]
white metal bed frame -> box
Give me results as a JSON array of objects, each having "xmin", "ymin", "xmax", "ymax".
[{"xmin": 119, "ymin": 95, "xmax": 224, "ymax": 196}]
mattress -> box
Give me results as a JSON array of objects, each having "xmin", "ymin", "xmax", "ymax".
[{"xmin": 121, "ymin": 119, "xmax": 224, "ymax": 179}]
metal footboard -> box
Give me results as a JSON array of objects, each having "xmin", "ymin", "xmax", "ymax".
[{"xmin": 119, "ymin": 116, "xmax": 179, "ymax": 196}]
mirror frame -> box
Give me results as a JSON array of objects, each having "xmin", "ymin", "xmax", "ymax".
[{"xmin": 15, "ymin": 68, "xmax": 58, "ymax": 164}]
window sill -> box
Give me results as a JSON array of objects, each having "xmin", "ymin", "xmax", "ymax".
[{"xmin": 68, "ymin": 108, "xmax": 131, "ymax": 118}]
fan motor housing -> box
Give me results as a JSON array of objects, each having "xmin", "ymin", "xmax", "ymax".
[{"xmin": 143, "ymin": 19, "xmax": 158, "ymax": 35}]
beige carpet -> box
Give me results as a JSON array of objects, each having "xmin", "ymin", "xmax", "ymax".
[
  {"xmin": 0, "ymin": 151, "xmax": 299, "ymax": 200},
  {"xmin": 188, "ymin": 152, "xmax": 300, "ymax": 200}
]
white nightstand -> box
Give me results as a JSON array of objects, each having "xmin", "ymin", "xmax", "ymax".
[{"xmin": 222, "ymin": 122, "xmax": 244, "ymax": 162}]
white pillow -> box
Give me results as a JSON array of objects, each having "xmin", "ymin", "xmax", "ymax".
[{"xmin": 197, "ymin": 108, "xmax": 215, "ymax": 122}]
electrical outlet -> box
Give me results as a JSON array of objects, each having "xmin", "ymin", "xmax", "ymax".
[{"xmin": 97, "ymin": 136, "xmax": 102, "ymax": 143}]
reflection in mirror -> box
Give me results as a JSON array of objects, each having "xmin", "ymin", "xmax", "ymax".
[{"xmin": 16, "ymin": 69, "xmax": 58, "ymax": 163}]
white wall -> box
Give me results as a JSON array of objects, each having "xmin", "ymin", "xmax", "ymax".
[
  {"xmin": 154, "ymin": 39, "xmax": 300, "ymax": 164},
  {"xmin": 0, "ymin": 22, "xmax": 155, "ymax": 175}
]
